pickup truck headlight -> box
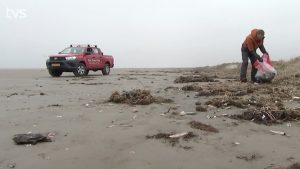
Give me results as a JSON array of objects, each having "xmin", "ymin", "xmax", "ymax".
[{"xmin": 66, "ymin": 56, "xmax": 77, "ymax": 60}]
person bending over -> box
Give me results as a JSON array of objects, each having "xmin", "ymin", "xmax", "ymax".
[{"xmin": 240, "ymin": 29, "xmax": 268, "ymax": 83}]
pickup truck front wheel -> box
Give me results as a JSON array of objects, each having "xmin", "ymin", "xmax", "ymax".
[
  {"xmin": 102, "ymin": 63, "xmax": 110, "ymax": 75},
  {"xmin": 74, "ymin": 63, "xmax": 88, "ymax": 77},
  {"xmin": 48, "ymin": 69, "xmax": 63, "ymax": 77}
]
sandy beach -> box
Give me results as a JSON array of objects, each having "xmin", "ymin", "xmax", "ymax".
[{"xmin": 0, "ymin": 67, "xmax": 300, "ymax": 169}]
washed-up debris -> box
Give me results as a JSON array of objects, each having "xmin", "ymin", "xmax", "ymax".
[
  {"xmin": 160, "ymin": 113, "xmax": 167, "ymax": 116},
  {"xmin": 167, "ymin": 107, "xmax": 172, "ymax": 113},
  {"xmin": 164, "ymin": 86, "xmax": 179, "ymax": 91},
  {"xmin": 196, "ymin": 88, "xmax": 228, "ymax": 97},
  {"xmin": 196, "ymin": 90, "xmax": 216, "ymax": 97},
  {"xmin": 107, "ymin": 124, "xmax": 131, "ymax": 128},
  {"xmin": 132, "ymin": 108, "xmax": 139, "ymax": 113},
  {"xmin": 264, "ymin": 165, "xmax": 284, "ymax": 169},
  {"xmin": 107, "ymin": 124, "xmax": 115, "ymax": 128},
  {"xmin": 236, "ymin": 153, "xmax": 262, "ymax": 161},
  {"xmin": 233, "ymin": 142, "xmax": 240, "ymax": 145},
  {"xmin": 230, "ymin": 108, "xmax": 300, "ymax": 125},
  {"xmin": 47, "ymin": 132, "xmax": 56, "ymax": 138},
  {"xmin": 195, "ymin": 85, "xmax": 249, "ymax": 97},
  {"xmin": 209, "ymin": 114, "xmax": 227, "ymax": 121},
  {"xmin": 48, "ymin": 104, "xmax": 63, "ymax": 107},
  {"xmin": 205, "ymin": 97, "xmax": 246, "ymax": 108},
  {"xmin": 269, "ymin": 87, "xmax": 296, "ymax": 99},
  {"xmin": 287, "ymin": 157, "xmax": 295, "ymax": 161},
  {"xmin": 189, "ymin": 121, "xmax": 219, "ymax": 133},
  {"xmin": 119, "ymin": 124, "xmax": 133, "ymax": 127},
  {"xmin": 195, "ymin": 101, "xmax": 201, "ymax": 105},
  {"xmin": 7, "ymin": 162, "xmax": 16, "ymax": 168},
  {"xmin": 160, "ymin": 107, "xmax": 179, "ymax": 116},
  {"xmin": 160, "ymin": 107, "xmax": 171, "ymax": 116},
  {"xmin": 169, "ymin": 132, "xmax": 188, "ymax": 138},
  {"xmin": 206, "ymin": 115, "xmax": 217, "ymax": 119},
  {"xmin": 270, "ymin": 130, "xmax": 287, "ymax": 136},
  {"xmin": 179, "ymin": 111, "xmax": 197, "ymax": 116},
  {"xmin": 182, "ymin": 132, "xmax": 198, "ymax": 141},
  {"xmin": 179, "ymin": 146, "xmax": 193, "ymax": 150},
  {"xmin": 265, "ymin": 162, "xmax": 300, "ymax": 169},
  {"xmin": 208, "ymin": 105, "xmax": 217, "ymax": 108},
  {"xmin": 174, "ymin": 75, "xmax": 217, "ymax": 83},
  {"xmin": 247, "ymin": 87, "xmax": 255, "ymax": 93},
  {"xmin": 182, "ymin": 85, "xmax": 202, "ymax": 91},
  {"xmin": 247, "ymin": 96, "xmax": 286, "ymax": 109},
  {"xmin": 287, "ymin": 163, "xmax": 300, "ymax": 169},
  {"xmin": 109, "ymin": 89, "xmax": 173, "ymax": 105},
  {"xmin": 146, "ymin": 133, "xmax": 179, "ymax": 146},
  {"xmin": 83, "ymin": 82, "xmax": 108, "ymax": 85},
  {"xmin": 293, "ymin": 97, "xmax": 300, "ymax": 101},
  {"xmin": 7, "ymin": 93, "xmax": 18, "ymax": 98},
  {"xmin": 146, "ymin": 132, "xmax": 197, "ymax": 146},
  {"xmin": 196, "ymin": 105, "xmax": 207, "ymax": 112},
  {"xmin": 132, "ymin": 115, "xmax": 137, "ymax": 120},
  {"xmin": 13, "ymin": 133, "xmax": 52, "ymax": 145},
  {"xmin": 40, "ymin": 92, "xmax": 46, "ymax": 96}
]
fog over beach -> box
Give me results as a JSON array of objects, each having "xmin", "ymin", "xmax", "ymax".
[{"xmin": 1, "ymin": 0, "xmax": 300, "ymax": 68}]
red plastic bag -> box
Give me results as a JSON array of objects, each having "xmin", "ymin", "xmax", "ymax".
[{"xmin": 254, "ymin": 54, "xmax": 277, "ymax": 82}]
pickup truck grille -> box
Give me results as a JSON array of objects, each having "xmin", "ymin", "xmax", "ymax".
[{"xmin": 50, "ymin": 57, "xmax": 66, "ymax": 61}]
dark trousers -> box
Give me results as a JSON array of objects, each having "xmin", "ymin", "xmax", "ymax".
[{"xmin": 240, "ymin": 46, "xmax": 258, "ymax": 82}]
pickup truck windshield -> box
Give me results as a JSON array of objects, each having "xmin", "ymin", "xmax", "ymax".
[{"xmin": 60, "ymin": 47, "xmax": 84, "ymax": 54}]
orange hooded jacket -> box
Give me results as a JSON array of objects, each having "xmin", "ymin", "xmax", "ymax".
[{"xmin": 243, "ymin": 29, "xmax": 264, "ymax": 52}]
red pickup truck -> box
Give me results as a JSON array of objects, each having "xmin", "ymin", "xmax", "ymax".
[{"xmin": 46, "ymin": 45, "xmax": 114, "ymax": 77}]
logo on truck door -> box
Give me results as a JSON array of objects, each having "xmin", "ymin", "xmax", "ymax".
[{"xmin": 87, "ymin": 58, "xmax": 101, "ymax": 64}]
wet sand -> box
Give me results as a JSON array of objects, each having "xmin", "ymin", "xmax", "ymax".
[{"xmin": 0, "ymin": 68, "xmax": 299, "ymax": 169}]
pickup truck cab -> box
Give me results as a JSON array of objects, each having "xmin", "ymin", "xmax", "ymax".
[{"xmin": 46, "ymin": 45, "xmax": 114, "ymax": 77}]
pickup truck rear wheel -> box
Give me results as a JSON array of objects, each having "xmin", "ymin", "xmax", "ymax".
[
  {"xmin": 102, "ymin": 63, "xmax": 110, "ymax": 75},
  {"xmin": 74, "ymin": 63, "xmax": 88, "ymax": 77},
  {"xmin": 48, "ymin": 69, "xmax": 63, "ymax": 77}
]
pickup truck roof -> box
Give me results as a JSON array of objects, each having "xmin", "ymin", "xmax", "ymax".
[{"xmin": 70, "ymin": 44, "xmax": 98, "ymax": 48}]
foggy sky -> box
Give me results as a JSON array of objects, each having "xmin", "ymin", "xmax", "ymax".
[{"xmin": 1, "ymin": 0, "xmax": 300, "ymax": 68}]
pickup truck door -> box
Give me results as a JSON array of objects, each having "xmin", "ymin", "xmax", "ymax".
[
  {"xmin": 92, "ymin": 48, "xmax": 104, "ymax": 69},
  {"xmin": 85, "ymin": 47, "xmax": 95, "ymax": 69}
]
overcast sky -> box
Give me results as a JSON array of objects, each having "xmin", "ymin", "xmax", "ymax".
[{"xmin": 1, "ymin": 0, "xmax": 300, "ymax": 68}]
